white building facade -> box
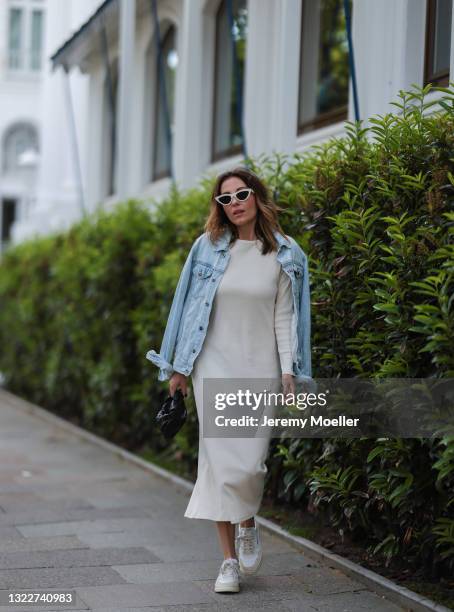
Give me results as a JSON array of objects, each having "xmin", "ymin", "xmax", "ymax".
[
  {"xmin": 0, "ymin": 0, "xmax": 45, "ymax": 249},
  {"xmin": 2, "ymin": 0, "xmax": 454, "ymax": 248}
]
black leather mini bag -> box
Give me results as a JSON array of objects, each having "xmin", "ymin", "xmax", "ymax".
[{"xmin": 155, "ymin": 389, "xmax": 187, "ymax": 439}]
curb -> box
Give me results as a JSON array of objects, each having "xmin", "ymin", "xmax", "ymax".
[{"xmin": 1, "ymin": 387, "xmax": 450, "ymax": 612}]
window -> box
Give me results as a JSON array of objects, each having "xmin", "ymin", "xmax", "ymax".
[
  {"xmin": 424, "ymin": 0, "xmax": 452, "ymax": 87},
  {"xmin": 102, "ymin": 58, "xmax": 119, "ymax": 198},
  {"xmin": 153, "ymin": 24, "xmax": 178, "ymax": 181},
  {"xmin": 8, "ymin": 7, "xmax": 23, "ymax": 70},
  {"xmin": 7, "ymin": 1, "xmax": 45, "ymax": 73},
  {"xmin": 297, "ymin": 0, "xmax": 351, "ymax": 135},
  {"xmin": 31, "ymin": 9, "xmax": 44, "ymax": 71},
  {"xmin": 1, "ymin": 199, "xmax": 17, "ymax": 249},
  {"xmin": 212, "ymin": 0, "xmax": 248, "ymax": 161},
  {"xmin": 2, "ymin": 123, "xmax": 39, "ymax": 173}
]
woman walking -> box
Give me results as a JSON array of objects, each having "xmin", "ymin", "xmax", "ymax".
[{"xmin": 147, "ymin": 166, "xmax": 312, "ymax": 593}]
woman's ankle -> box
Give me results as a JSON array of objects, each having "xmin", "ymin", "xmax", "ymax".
[{"xmin": 239, "ymin": 517, "xmax": 255, "ymax": 528}]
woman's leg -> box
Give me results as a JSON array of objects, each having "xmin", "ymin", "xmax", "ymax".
[
  {"xmin": 216, "ymin": 521, "xmax": 237, "ymax": 559},
  {"xmin": 239, "ymin": 517, "xmax": 255, "ymax": 528}
]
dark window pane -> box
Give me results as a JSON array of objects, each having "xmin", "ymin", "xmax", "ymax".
[
  {"xmin": 31, "ymin": 10, "xmax": 44, "ymax": 71},
  {"xmin": 424, "ymin": 0, "xmax": 452, "ymax": 86},
  {"xmin": 1, "ymin": 199, "xmax": 16, "ymax": 245},
  {"xmin": 298, "ymin": 0, "xmax": 351, "ymax": 134},
  {"xmin": 153, "ymin": 25, "xmax": 178, "ymax": 180},
  {"xmin": 103, "ymin": 59, "xmax": 118, "ymax": 197},
  {"xmin": 8, "ymin": 8, "xmax": 23, "ymax": 70},
  {"xmin": 212, "ymin": 0, "xmax": 247, "ymax": 160}
]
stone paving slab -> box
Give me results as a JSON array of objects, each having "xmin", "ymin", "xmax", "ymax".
[
  {"xmin": 76, "ymin": 583, "xmax": 215, "ymax": 608},
  {"xmin": 0, "ymin": 565, "xmax": 126, "ymax": 589},
  {"xmin": 0, "ymin": 597, "xmax": 400, "ymax": 612},
  {"xmin": 0, "ymin": 390, "xmax": 404, "ymax": 611},
  {"xmin": 0, "ymin": 505, "xmax": 154, "ymax": 526},
  {"xmin": 0, "ymin": 547, "xmax": 160, "ymax": 570},
  {"xmin": 0, "ymin": 536, "xmax": 88, "ymax": 554},
  {"xmin": 0, "ymin": 526, "xmax": 23, "ymax": 539},
  {"xmin": 282, "ymin": 590, "xmax": 402, "ymax": 611},
  {"xmin": 111, "ymin": 552, "xmax": 362, "ymax": 589},
  {"xmin": 76, "ymin": 531, "xmax": 226, "ymax": 562},
  {"xmin": 16, "ymin": 518, "xmax": 161, "ymax": 538},
  {"xmin": 0, "ymin": 493, "xmax": 93, "ymax": 513}
]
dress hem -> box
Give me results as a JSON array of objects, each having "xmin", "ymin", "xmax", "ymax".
[{"xmin": 184, "ymin": 509, "xmax": 259, "ymax": 524}]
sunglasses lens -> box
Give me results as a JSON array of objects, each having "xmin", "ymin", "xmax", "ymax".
[
  {"xmin": 236, "ymin": 190, "xmax": 250, "ymax": 201},
  {"xmin": 217, "ymin": 195, "xmax": 231, "ymax": 206}
]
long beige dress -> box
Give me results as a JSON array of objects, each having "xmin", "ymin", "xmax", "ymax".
[{"xmin": 184, "ymin": 237, "xmax": 293, "ymax": 523}]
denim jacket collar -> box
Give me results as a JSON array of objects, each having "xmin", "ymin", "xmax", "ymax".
[{"xmin": 212, "ymin": 226, "xmax": 291, "ymax": 253}]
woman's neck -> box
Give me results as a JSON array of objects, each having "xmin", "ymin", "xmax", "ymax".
[{"xmin": 236, "ymin": 226, "xmax": 256, "ymax": 241}]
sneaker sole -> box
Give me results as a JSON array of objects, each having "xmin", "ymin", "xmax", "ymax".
[{"xmin": 214, "ymin": 583, "xmax": 240, "ymax": 593}]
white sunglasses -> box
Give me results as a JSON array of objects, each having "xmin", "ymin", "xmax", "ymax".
[{"xmin": 215, "ymin": 188, "xmax": 254, "ymax": 206}]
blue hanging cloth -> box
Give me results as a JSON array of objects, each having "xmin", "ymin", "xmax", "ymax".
[{"xmin": 343, "ymin": 0, "xmax": 360, "ymax": 122}]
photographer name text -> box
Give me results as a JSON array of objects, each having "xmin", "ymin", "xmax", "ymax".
[{"xmin": 214, "ymin": 415, "xmax": 360, "ymax": 428}]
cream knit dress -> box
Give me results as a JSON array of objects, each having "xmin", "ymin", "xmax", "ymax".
[{"xmin": 184, "ymin": 237, "xmax": 293, "ymax": 523}]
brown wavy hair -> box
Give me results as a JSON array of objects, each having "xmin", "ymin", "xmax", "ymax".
[{"xmin": 204, "ymin": 166, "xmax": 288, "ymax": 255}]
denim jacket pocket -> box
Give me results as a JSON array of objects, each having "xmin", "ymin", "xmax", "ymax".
[{"xmin": 190, "ymin": 262, "xmax": 214, "ymax": 298}]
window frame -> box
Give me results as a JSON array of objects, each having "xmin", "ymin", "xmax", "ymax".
[
  {"xmin": 102, "ymin": 57, "xmax": 119, "ymax": 199},
  {"xmin": 210, "ymin": 0, "xmax": 247, "ymax": 163},
  {"xmin": 30, "ymin": 7, "xmax": 44, "ymax": 71},
  {"xmin": 7, "ymin": 6, "xmax": 24, "ymax": 71},
  {"xmin": 297, "ymin": 0, "xmax": 350, "ymax": 136},
  {"xmin": 424, "ymin": 0, "xmax": 451, "ymax": 87},
  {"xmin": 7, "ymin": 0, "xmax": 45, "ymax": 74},
  {"xmin": 2, "ymin": 122, "xmax": 39, "ymax": 174},
  {"xmin": 152, "ymin": 23, "xmax": 177, "ymax": 182}
]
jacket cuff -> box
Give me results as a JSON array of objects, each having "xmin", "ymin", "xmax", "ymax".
[{"xmin": 146, "ymin": 350, "xmax": 174, "ymax": 381}]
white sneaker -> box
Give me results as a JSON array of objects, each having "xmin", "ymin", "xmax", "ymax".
[
  {"xmin": 214, "ymin": 558, "xmax": 240, "ymax": 593},
  {"xmin": 235, "ymin": 518, "xmax": 262, "ymax": 575}
]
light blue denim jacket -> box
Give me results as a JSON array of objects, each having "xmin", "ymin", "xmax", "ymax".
[{"xmin": 146, "ymin": 226, "xmax": 312, "ymax": 384}]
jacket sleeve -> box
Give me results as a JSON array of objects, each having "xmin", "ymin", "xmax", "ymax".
[
  {"xmin": 298, "ymin": 250, "xmax": 312, "ymax": 377},
  {"xmin": 294, "ymin": 247, "xmax": 316, "ymax": 390},
  {"xmin": 145, "ymin": 236, "xmax": 201, "ymax": 381}
]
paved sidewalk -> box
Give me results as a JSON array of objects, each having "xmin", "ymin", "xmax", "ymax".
[{"xmin": 0, "ymin": 390, "xmax": 403, "ymax": 612}]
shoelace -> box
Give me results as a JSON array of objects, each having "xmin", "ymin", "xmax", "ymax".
[
  {"xmin": 236, "ymin": 528, "xmax": 256, "ymax": 555},
  {"xmin": 221, "ymin": 559, "xmax": 239, "ymax": 576}
]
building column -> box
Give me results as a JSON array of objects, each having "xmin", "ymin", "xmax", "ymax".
[
  {"xmin": 116, "ymin": 0, "xmax": 136, "ymax": 200},
  {"xmin": 173, "ymin": 0, "xmax": 205, "ymax": 189},
  {"xmin": 269, "ymin": 0, "xmax": 302, "ymax": 155},
  {"xmin": 243, "ymin": 0, "xmax": 275, "ymax": 157},
  {"xmin": 32, "ymin": 0, "xmax": 75, "ymax": 229},
  {"xmin": 243, "ymin": 0, "xmax": 301, "ymax": 158}
]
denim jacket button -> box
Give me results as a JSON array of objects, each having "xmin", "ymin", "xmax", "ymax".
[
  {"xmin": 199, "ymin": 326, "xmax": 203, "ymax": 331},
  {"xmin": 192, "ymin": 349, "xmax": 196, "ymax": 353},
  {"xmin": 205, "ymin": 301, "xmax": 209, "ymax": 306}
]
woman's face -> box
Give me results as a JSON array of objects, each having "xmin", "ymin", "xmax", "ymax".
[{"xmin": 218, "ymin": 176, "xmax": 258, "ymax": 229}]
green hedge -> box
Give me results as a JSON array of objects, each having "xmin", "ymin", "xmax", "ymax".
[{"xmin": 0, "ymin": 83, "xmax": 453, "ymax": 574}]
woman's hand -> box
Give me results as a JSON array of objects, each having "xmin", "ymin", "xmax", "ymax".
[
  {"xmin": 282, "ymin": 373, "xmax": 296, "ymax": 400},
  {"xmin": 169, "ymin": 372, "xmax": 189, "ymax": 398}
]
